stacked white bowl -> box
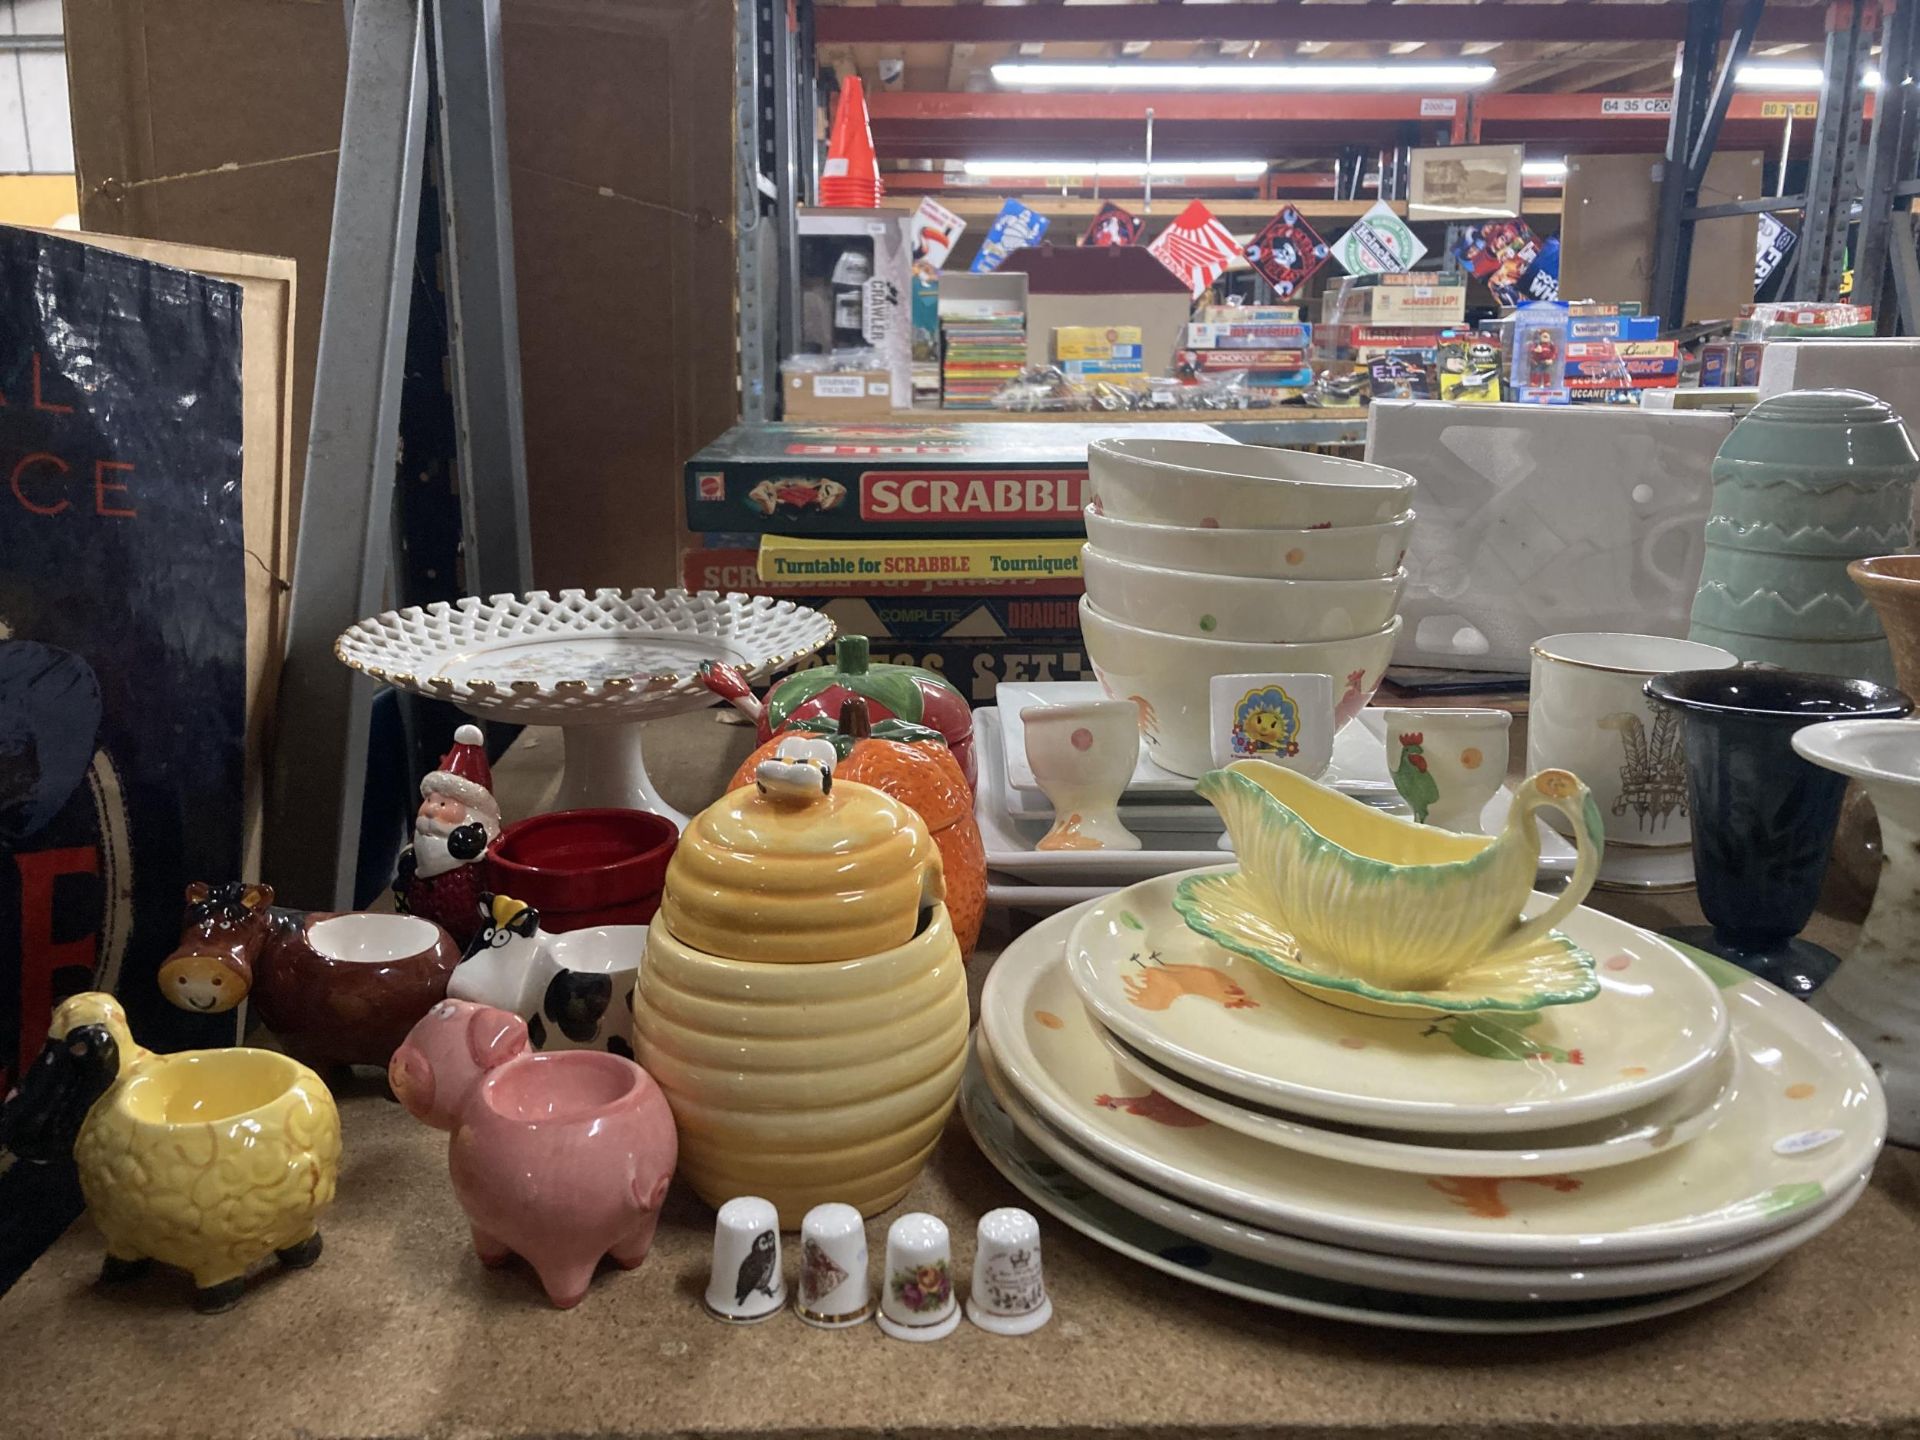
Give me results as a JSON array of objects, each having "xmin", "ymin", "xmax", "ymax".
[{"xmin": 1081, "ymin": 438, "xmax": 1417, "ymax": 778}]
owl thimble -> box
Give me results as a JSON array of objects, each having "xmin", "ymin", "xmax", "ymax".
[
  {"xmin": 795, "ymin": 1202, "xmax": 872, "ymax": 1329},
  {"xmin": 965, "ymin": 1207, "xmax": 1052, "ymax": 1336},
  {"xmin": 705, "ymin": 1196, "xmax": 785, "ymax": 1324},
  {"xmin": 875, "ymin": 1212, "xmax": 960, "ymax": 1342}
]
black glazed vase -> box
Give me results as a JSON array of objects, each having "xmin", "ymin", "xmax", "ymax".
[{"xmin": 1644, "ymin": 668, "xmax": 1911, "ymax": 997}]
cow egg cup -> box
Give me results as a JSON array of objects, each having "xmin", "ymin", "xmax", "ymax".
[
  {"xmin": 450, "ymin": 894, "xmax": 643, "ymax": 1056},
  {"xmin": 634, "ymin": 733, "xmax": 970, "ymax": 1228},
  {"xmin": 0, "ymin": 992, "xmax": 341, "ymax": 1313},
  {"xmin": 159, "ymin": 881, "xmax": 461, "ymax": 1074},
  {"xmin": 391, "ymin": 999, "xmax": 678, "ymax": 1309}
]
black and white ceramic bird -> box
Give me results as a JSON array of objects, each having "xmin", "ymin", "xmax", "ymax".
[{"xmin": 734, "ymin": 1229, "xmax": 778, "ymax": 1304}]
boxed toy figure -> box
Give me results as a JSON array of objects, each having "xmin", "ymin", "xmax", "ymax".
[
  {"xmin": 798, "ymin": 211, "xmax": 913, "ymax": 406},
  {"xmin": 1509, "ymin": 301, "xmax": 1570, "ymax": 404},
  {"xmin": 1437, "ymin": 332, "xmax": 1503, "ymax": 402}
]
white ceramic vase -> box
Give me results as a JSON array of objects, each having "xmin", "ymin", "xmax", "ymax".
[{"xmin": 1793, "ymin": 718, "xmax": 1920, "ymax": 1146}]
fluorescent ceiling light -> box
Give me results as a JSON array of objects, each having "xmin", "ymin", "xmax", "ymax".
[
  {"xmin": 1738, "ymin": 61, "xmax": 1880, "ymax": 87},
  {"xmin": 960, "ymin": 158, "xmax": 1269, "ymax": 179},
  {"xmin": 1521, "ymin": 159, "xmax": 1568, "ymax": 178},
  {"xmin": 990, "ymin": 60, "xmax": 1498, "ymax": 88},
  {"xmin": 1672, "ymin": 59, "xmax": 1881, "ymax": 87}
]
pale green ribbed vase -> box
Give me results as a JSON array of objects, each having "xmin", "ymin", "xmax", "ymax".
[{"xmin": 1689, "ymin": 388, "xmax": 1918, "ymax": 687}]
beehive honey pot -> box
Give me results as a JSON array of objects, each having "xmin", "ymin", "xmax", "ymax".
[{"xmin": 632, "ymin": 732, "xmax": 971, "ymax": 1227}]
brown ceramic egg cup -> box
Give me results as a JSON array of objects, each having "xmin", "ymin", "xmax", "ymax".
[
  {"xmin": 162, "ymin": 883, "xmax": 460, "ymax": 1073},
  {"xmin": 254, "ymin": 913, "xmax": 463, "ymax": 1071}
]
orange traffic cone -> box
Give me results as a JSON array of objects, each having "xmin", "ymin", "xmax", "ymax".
[{"xmin": 820, "ymin": 76, "xmax": 883, "ymax": 208}]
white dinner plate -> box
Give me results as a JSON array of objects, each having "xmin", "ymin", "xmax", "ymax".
[
  {"xmin": 1066, "ymin": 871, "xmax": 1729, "ymax": 1133},
  {"xmin": 984, "ymin": 904, "xmax": 1883, "ymax": 1265},
  {"xmin": 960, "ymin": 1044, "xmax": 1776, "ymax": 1333},
  {"xmin": 1096, "ymin": 1021, "xmax": 1737, "ymax": 1177},
  {"xmin": 980, "ymin": 1028, "xmax": 1865, "ymax": 1303}
]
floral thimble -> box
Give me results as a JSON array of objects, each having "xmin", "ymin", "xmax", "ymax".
[
  {"xmin": 795, "ymin": 1202, "xmax": 872, "ymax": 1329},
  {"xmin": 965, "ymin": 1207, "xmax": 1052, "ymax": 1336},
  {"xmin": 704, "ymin": 1196, "xmax": 785, "ymax": 1324},
  {"xmin": 875, "ymin": 1212, "xmax": 959, "ymax": 1342}
]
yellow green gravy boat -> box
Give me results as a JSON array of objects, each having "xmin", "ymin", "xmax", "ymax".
[{"xmin": 1176, "ymin": 761, "xmax": 1606, "ymax": 1014}]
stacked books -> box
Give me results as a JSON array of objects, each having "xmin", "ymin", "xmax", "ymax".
[{"xmin": 942, "ymin": 312, "xmax": 1027, "ymax": 410}]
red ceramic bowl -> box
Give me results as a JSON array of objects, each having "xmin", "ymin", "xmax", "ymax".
[{"xmin": 486, "ymin": 808, "xmax": 679, "ymax": 932}]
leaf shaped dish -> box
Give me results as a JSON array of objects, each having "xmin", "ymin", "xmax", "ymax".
[
  {"xmin": 1177, "ymin": 761, "xmax": 1606, "ymax": 1013},
  {"xmin": 1174, "ymin": 868, "xmax": 1598, "ymax": 1014}
]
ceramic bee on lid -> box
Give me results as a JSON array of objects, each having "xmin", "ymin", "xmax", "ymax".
[
  {"xmin": 660, "ymin": 732, "xmax": 946, "ymax": 965},
  {"xmin": 635, "ymin": 733, "xmax": 970, "ymax": 1226}
]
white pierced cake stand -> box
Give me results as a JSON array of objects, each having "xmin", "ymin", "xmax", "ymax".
[{"xmin": 336, "ymin": 589, "xmax": 835, "ymax": 826}]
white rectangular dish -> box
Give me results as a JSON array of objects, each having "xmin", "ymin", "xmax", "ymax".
[
  {"xmin": 977, "ymin": 707, "xmax": 1574, "ymax": 897},
  {"xmin": 995, "ymin": 681, "xmax": 1399, "ymax": 818}
]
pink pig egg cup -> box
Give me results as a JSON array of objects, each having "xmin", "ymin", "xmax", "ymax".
[{"xmin": 392, "ymin": 999, "xmax": 679, "ymax": 1309}]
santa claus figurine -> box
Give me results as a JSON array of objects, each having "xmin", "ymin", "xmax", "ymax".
[{"xmin": 392, "ymin": 723, "xmax": 500, "ymax": 948}]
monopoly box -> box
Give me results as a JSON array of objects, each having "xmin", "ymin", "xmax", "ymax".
[{"xmin": 683, "ymin": 420, "xmax": 1232, "ymax": 536}]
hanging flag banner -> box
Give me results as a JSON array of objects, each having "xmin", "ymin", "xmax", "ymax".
[
  {"xmin": 1148, "ymin": 200, "xmax": 1244, "ymax": 298},
  {"xmin": 1082, "ymin": 201, "xmax": 1142, "ymax": 247},
  {"xmin": 1244, "ymin": 205, "xmax": 1331, "ymax": 298},
  {"xmin": 1755, "ymin": 212, "xmax": 1798, "ymax": 291},
  {"xmin": 910, "ymin": 197, "xmax": 967, "ymax": 276},
  {"xmin": 1333, "ymin": 200, "xmax": 1427, "ymax": 276},
  {"xmin": 970, "ymin": 199, "xmax": 1050, "ymax": 273},
  {"xmin": 1452, "ymin": 219, "xmax": 1559, "ymax": 306}
]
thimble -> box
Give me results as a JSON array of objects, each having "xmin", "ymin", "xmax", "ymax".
[
  {"xmin": 795, "ymin": 1202, "xmax": 872, "ymax": 1329},
  {"xmin": 875, "ymin": 1212, "xmax": 959, "ymax": 1342},
  {"xmin": 965, "ymin": 1207, "xmax": 1052, "ymax": 1336},
  {"xmin": 704, "ymin": 1196, "xmax": 785, "ymax": 1324}
]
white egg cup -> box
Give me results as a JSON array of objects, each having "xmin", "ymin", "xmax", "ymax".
[
  {"xmin": 1383, "ymin": 708, "xmax": 1513, "ymax": 834},
  {"xmin": 1208, "ymin": 672, "xmax": 1337, "ymax": 776},
  {"xmin": 1020, "ymin": 702, "xmax": 1143, "ymax": 852}
]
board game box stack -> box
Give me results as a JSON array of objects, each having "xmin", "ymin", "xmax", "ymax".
[
  {"xmin": 680, "ymin": 421, "xmax": 1240, "ymax": 699},
  {"xmin": 942, "ymin": 311, "xmax": 1027, "ymax": 410},
  {"xmin": 1560, "ymin": 303, "xmax": 1676, "ymax": 405},
  {"xmin": 1176, "ymin": 306, "xmax": 1313, "ymax": 398}
]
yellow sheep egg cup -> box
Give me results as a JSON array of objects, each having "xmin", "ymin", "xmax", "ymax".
[{"xmin": 2, "ymin": 992, "xmax": 341, "ymax": 1312}]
